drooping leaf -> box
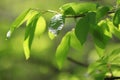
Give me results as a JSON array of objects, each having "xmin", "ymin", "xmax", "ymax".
[
  {"xmin": 96, "ymin": 6, "xmax": 110, "ymax": 21},
  {"xmin": 23, "ymin": 13, "xmax": 41, "ymax": 59},
  {"xmin": 6, "ymin": 9, "xmax": 31, "ymax": 38},
  {"xmin": 48, "ymin": 14, "xmax": 65, "ymax": 39},
  {"xmin": 60, "ymin": 2, "xmax": 97, "ymax": 15},
  {"xmin": 35, "ymin": 16, "xmax": 46, "ymax": 37},
  {"xmin": 75, "ymin": 13, "xmax": 90, "ymax": 45},
  {"xmin": 113, "ymin": 8, "xmax": 120, "ymax": 27},
  {"xmin": 70, "ymin": 30, "xmax": 82, "ymax": 51},
  {"xmin": 56, "ymin": 32, "xmax": 71, "ymax": 69}
]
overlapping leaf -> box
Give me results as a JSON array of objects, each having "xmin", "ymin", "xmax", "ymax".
[
  {"xmin": 107, "ymin": 19, "xmax": 120, "ymax": 39},
  {"xmin": 75, "ymin": 14, "xmax": 89, "ymax": 45},
  {"xmin": 48, "ymin": 14, "xmax": 65, "ymax": 39},
  {"xmin": 96, "ymin": 6, "xmax": 110, "ymax": 21},
  {"xmin": 56, "ymin": 32, "xmax": 71, "ymax": 69},
  {"xmin": 92, "ymin": 21, "xmax": 111, "ymax": 56},
  {"xmin": 23, "ymin": 13, "xmax": 42, "ymax": 59},
  {"xmin": 75, "ymin": 12, "xmax": 96, "ymax": 45},
  {"xmin": 113, "ymin": 8, "xmax": 120, "ymax": 27},
  {"xmin": 70, "ymin": 30, "xmax": 82, "ymax": 51},
  {"xmin": 60, "ymin": 2, "xmax": 97, "ymax": 15}
]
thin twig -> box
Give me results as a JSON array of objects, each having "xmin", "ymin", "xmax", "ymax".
[
  {"xmin": 67, "ymin": 57, "xmax": 88, "ymax": 67},
  {"xmin": 65, "ymin": 11, "xmax": 115, "ymax": 18}
]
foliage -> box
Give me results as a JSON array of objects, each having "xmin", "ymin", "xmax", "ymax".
[{"xmin": 7, "ymin": 1, "xmax": 120, "ymax": 80}]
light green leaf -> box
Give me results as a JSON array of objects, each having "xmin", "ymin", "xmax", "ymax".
[
  {"xmin": 113, "ymin": 8, "xmax": 120, "ymax": 27},
  {"xmin": 6, "ymin": 9, "xmax": 31, "ymax": 38},
  {"xmin": 107, "ymin": 19, "xmax": 120, "ymax": 39},
  {"xmin": 88, "ymin": 61, "xmax": 107, "ymax": 74},
  {"xmin": 48, "ymin": 14, "xmax": 65, "ymax": 39},
  {"xmin": 93, "ymin": 21, "xmax": 111, "ymax": 57},
  {"xmin": 96, "ymin": 6, "xmax": 110, "ymax": 21},
  {"xmin": 60, "ymin": 2, "xmax": 97, "ymax": 15},
  {"xmin": 75, "ymin": 13, "xmax": 89, "ymax": 45},
  {"xmin": 70, "ymin": 30, "xmax": 82, "ymax": 51},
  {"xmin": 107, "ymin": 48, "xmax": 120, "ymax": 66},
  {"xmin": 56, "ymin": 32, "xmax": 71, "ymax": 69},
  {"xmin": 35, "ymin": 16, "xmax": 46, "ymax": 37},
  {"xmin": 23, "ymin": 13, "xmax": 40, "ymax": 59}
]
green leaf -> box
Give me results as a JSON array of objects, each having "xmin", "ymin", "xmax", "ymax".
[
  {"xmin": 35, "ymin": 16, "xmax": 46, "ymax": 37},
  {"xmin": 96, "ymin": 6, "xmax": 110, "ymax": 21},
  {"xmin": 6, "ymin": 9, "xmax": 31, "ymax": 38},
  {"xmin": 113, "ymin": 8, "xmax": 120, "ymax": 27},
  {"xmin": 56, "ymin": 32, "xmax": 71, "ymax": 69},
  {"xmin": 92, "ymin": 21, "xmax": 111, "ymax": 57},
  {"xmin": 48, "ymin": 14, "xmax": 65, "ymax": 39},
  {"xmin": 23, "ymin": 13, "xmax": 41, "ymax": 59},
  {"xmin": 88, "ymin": 61, "xmax": 107, "ymax": 74},
  {"xmin": 107, "ymin": 19, "xmax": 120, "ymax": 39},
  {"xmin": 70, "ymin": 30, "xmax": 82, "ymax": 51},
  {"xmin": 60, "ymin": 2, "xmax": 97, "ymax": 15},
  {"xmin": 75, "ymin": 13, "xmax": 90, "ymax": 45},
  {"xmin": 107, "ymin": 48, "xmax": 120, "ymax": 66}
]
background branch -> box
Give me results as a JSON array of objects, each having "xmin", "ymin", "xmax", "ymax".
[{"xmin": 67, "ymin": 57, "xmax": 88, "ymax": 67}]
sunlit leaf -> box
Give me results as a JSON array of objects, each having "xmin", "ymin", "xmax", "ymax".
[
  {"xmin": 70, "ymin": 30, "xmax": 82, "ymax": 51},
  {"xmin": 6, "ymin": 9, "xmax": 31, "ymax": 38},
  {"xmin": 113, "ymin": 8, "xmax": 120, "ymax": 27},
  {"xmin": 23, "ymin": 13, "xmax": 41, "ymax": 59},
  {"xmin": 75, "ymin": 13, "xmax": 89, "ymax": 45},
  {"xmin": 60, "ymin": 2, "xmax": 97, "ymax": 15},
  {"xmin": 96, "ymin": 6, "xmax": 110, "ymax": 21},
  {"xmin": 107, "ymin": 19, "xmax": 120, "ymax": 39},
  {"xmin": 48, "ymin": 14, "xmax": 65, "ymax": 39},
  {"xmin": 93, "ymin": 21, "xmax": 111, "ymax": 57},
  {"xmin": 88, "ymin": 61, "xmax": 107, "ymax": 74},
  {"xmin": 35, "ymin": 16, "xmax": 46, "ymax": 37},
  {"xmin": 107, "ymin": 48, "xmax": 120, "ymax": 66},
  {"xmin": 56, "ymin": 32, "xmax": 71, "ymax": 69}
]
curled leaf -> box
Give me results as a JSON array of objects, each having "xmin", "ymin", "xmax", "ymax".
[{"xmin": 49, "ymin": 14, "xmax": 65, "ymax": 39}]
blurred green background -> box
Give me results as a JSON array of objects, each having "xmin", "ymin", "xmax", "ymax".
[{"xmin": 0, "ymin": 0, "xmax": 119, "ymax": 80}]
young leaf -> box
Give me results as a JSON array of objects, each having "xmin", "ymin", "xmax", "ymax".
[
  {"xmin": 60, "ymin": 2, "xmax": 97, "ymax": 15},
  {"xmin": 113, "ymin": 8, "xmax": 120, "ymax": 27},
  {"xmin": 23, "ymin": 13, "xmax": 41, "ymax": 59},
  {"xmin": 6, "ymin": 9, "xmax": 31, "ymax": 38},
  {"xmin": 35, "ymin": 16, "xmax": 46, "ymax": 37},
  {"xmin": 96, "ymin": 6, "xmax": 110, "ymax": 21},
  {"xmin": 56, "ymin": 32, "xmax": 71, "ymax": 69},
  {"xmin": 48, "ymin": 14, "xmax": 65, "ymax": 39},
  {"xmin": 75, "ymin": 13, "xmax": 89, "ymax": 45}
]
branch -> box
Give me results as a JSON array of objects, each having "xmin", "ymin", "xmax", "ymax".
[
  {"xmin": 67, "ymin": 57, "xmax": 88, "ymax": 67},
  {"xmin": 104, "ymin": 77, "xmax": 120, "ymax": 80},
  {"xmin": 65, "ymin": 14, "xmax": 85, "ymax": 18},
  {"xmin": 65, "ymin": 11, "xmax": 115, "ymax": 18}
]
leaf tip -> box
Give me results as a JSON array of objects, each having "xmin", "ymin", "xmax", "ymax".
[{"xmin": 6, "ymin": 30, "xmax": 12, "ymax": 39}]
